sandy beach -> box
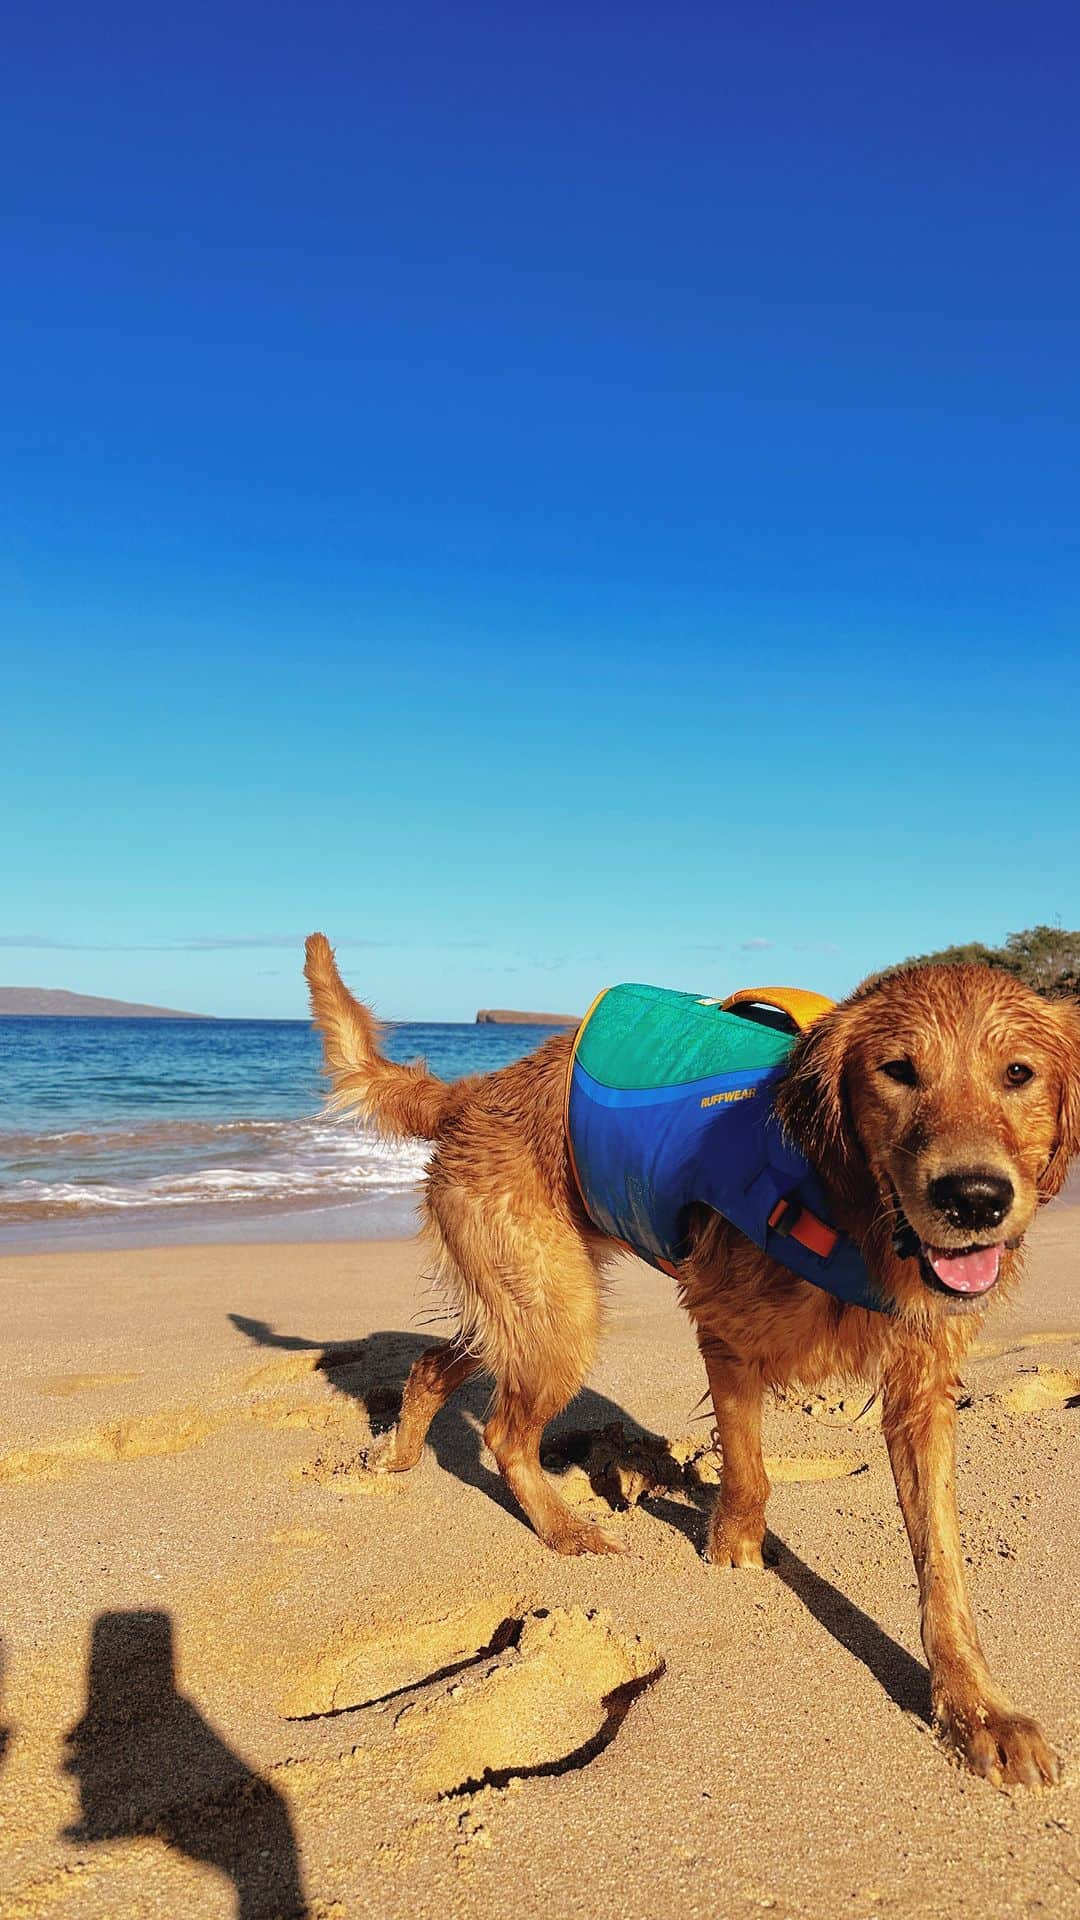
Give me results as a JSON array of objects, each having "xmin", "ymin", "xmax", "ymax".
[{"xmin": 1, "ymin": 1200, "xmax": 1078, "ymax": 1920}]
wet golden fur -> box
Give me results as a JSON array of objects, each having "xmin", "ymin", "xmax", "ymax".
[{"xmin": 305, "ymin": 934, "xmax": 1080, "ymax": 1786}]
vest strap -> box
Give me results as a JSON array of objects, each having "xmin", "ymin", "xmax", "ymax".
[{"xmin": 768, "ymin": 1196, "xmax": 839, "ymax": 1260}]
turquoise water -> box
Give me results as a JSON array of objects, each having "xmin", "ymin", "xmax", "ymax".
[{"xmin": 0, "ymin": 1017, "xmax": 563, "ymax": 1248}]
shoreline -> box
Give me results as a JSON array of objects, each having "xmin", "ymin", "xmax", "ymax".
[{"xmin": 0, "ymin": 1187, "xmax": 424, "ymax": 1257}]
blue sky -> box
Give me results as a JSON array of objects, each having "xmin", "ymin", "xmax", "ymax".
[{"xmin": 3, "ymin": 3, "xmax": 1078, "ymax": 1019}]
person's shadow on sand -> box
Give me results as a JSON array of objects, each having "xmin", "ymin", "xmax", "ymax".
[
  {"xmin": 64, "ymin": 1611, "xmax": 307, "ymax": 1920},
  {"xmin": 229, "ymin": 1311, "xmax": 933, "ymax": 1728}
]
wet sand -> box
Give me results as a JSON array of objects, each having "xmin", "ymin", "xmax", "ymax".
[{"xmin": 1, "ymin": 1202, "xmax": 1078, "ymax": 1918}]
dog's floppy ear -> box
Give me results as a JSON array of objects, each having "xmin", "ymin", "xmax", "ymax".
[
  {"xmin": 774, "ymin": 1000, "xmax": 867, "ymax": 1203},
  {"xmin": 1039, "ymin": 998, "xmax": 1080, "ymax": 1203}
]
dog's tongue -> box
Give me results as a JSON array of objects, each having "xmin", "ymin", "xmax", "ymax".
[{"xmin": 925, "ymin": 1243, "xmax": 1003, "ymax": 1294}]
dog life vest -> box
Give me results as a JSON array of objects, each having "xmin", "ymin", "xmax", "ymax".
[{"xmin": 565, "ymin": 982, "xmax": 887, "ymax": 1313}]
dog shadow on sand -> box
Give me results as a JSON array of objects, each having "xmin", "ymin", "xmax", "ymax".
[
  {"xmin": 228, "ymin": 1312, "xmax": 634, "ymax": 1524},
  {"xmin": 228, "ymin": 1313, "xmax": 931, "ymax": 1727}
]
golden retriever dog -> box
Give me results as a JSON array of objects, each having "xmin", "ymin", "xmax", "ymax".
[{"xmin": 304, "ymin": 934, "xmax": 1080, "ymax": 1786}]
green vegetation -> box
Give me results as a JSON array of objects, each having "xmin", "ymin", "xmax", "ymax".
[{"xmin": 905, "ymin": 925, "xmax": 1080, "ymax": 996}]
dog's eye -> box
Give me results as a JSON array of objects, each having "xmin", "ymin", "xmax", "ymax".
[
  {"xmin": 1004, "ymin": 1062, "xmax": 1034, "ymax": 1088},
  {"xmin": 880, "ymin": 1058, "xmax": 918, "ymax": 1087}
]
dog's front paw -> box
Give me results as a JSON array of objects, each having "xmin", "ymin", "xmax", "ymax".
[
  {"xmin": 705, "ymin": 1517, "xmax": 770, "ymax": 1570},
  {"xmin": 938, "ymin": 1698, "xmax": 1059, "ymax": 1787}
]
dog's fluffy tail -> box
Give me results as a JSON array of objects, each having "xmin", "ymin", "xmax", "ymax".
[{"xmin": 304, "ymin": 932, "xmax": 451, "ymax": 1140}]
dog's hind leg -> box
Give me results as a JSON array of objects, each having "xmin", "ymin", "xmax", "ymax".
[
  {"xmin": 484, "ymin": 1246, "xmax": 624, "ymax": 1554},
  {"xmin": 484, "ymin": 1392, "xmax": 623, "ymax": 1556},
  {"xmin": 484, "ymin": 1371, "xmax": 623, "ymax": 1557},
  {"xmin": 698, "ymin": 1344, "xmax": 770, "ymax": 1569},
  {"xmin": 431, "ymin": 1186, "xmax": 620, "ymax": 1554},
  {"xmin": 366, "ymin": 1338, "xmax": 481, "ymax": 1472}
]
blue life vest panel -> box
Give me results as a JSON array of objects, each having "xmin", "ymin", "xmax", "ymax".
[{"xmin": 565, "ymin": 983, "xmax": 886, "ymax": 1314}]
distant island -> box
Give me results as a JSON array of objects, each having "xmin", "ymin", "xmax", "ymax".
[
  {"xmin": 476, "ymin": 1008, "xmax": 580, "ymax": 1026},
  {"xmin": 0, "ymin": 987, "xmax": 212, "ymax": 1019}
]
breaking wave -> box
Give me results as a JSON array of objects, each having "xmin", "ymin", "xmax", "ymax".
[{"xmin": 0, "ymin": 1114, "xmax": 432, "ymax": 1222}]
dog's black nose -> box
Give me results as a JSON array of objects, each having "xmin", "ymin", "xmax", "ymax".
[{"xmin": 928, "ymin": 1169, "xmax": 1014, "ymax": 1232}]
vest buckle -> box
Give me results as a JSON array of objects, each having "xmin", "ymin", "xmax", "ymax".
[{"xmin": 768, "ymin": 1195, "xmax": 803, "ymax": 1238}]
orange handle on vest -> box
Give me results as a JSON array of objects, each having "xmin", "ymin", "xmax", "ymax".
[{"xmin": 720, "ymin": 986, "xmax": 834, "ymax": 1033}]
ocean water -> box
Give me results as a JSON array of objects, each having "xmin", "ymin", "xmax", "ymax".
[{"xmin": 0, "ymin": 1017, "xmax": 565, "ymax": 1250}]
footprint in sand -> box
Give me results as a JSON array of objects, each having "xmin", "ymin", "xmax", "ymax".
[
  {"xmin": 969, "ymin": 1329, "xmax": 1080, "ymax": 1362},
  {"xmin": 281, "ymin": 1597, "xmax": 519, "ymax": 1718},
  {"xmin": 243, "ymin": 1343, "xmax": 370, "ymax": 1393},
  {"xmin": 394, "ymin": 1607, "xmax": 662, "ymax": 1800},
  {"xmin": 541, "ymin": 1423, "xmax": 685, "ymax": 1513},
  {"xmin": 538, "ymin": 1422, "xmax": 868, "ymax": 1515},
  {"xmin": 0, "ymin": 1377, "xmax": 367, "ymax": 1487},
  {"xmin": 0, "ymin": 1408, "xmax": 231, "ymax": 1486},
  {"xmin": 674, "ymin": 1437, "xmax": 869, "ymax": 1487},
  {"xmin": 282, "ymin": 1601, "xmax": 662, "ymax": 1800},
  {"xmin": 983, "ymin": 1367, "xmax": 1080, "ymax": 1414}
]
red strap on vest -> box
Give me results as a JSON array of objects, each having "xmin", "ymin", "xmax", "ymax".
[{"xmin": 768, "ymin": 1197, "xmax": 839, "ymax": 1260}]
